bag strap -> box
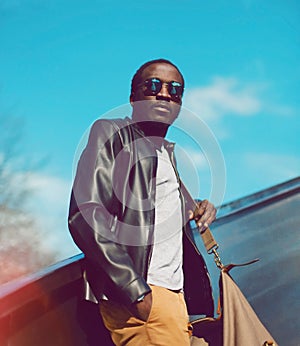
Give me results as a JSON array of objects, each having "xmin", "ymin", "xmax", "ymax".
[
  {"xmin": 179, "ymin": 180, "xmax": 259, "ymax": 271},
  {"xmin": 200, "ymin": 221, "xmax": 260, "ymax": 271}
]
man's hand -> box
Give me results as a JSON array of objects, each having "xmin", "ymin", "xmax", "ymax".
[
  {"xmin": 189, "ymin": 199, "xmax": 216, "ymax": 231},
  {"xmin": 131, "ymin": 292, "xmax": 152, "ymax": 322}
]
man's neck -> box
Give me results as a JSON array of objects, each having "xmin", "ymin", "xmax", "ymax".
[{"xmin": 133, "ymin": 120, "xmax": 169, "ymax": 139}]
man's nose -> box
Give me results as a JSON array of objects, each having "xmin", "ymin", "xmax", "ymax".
[{"xmin": 156, "ymin": 83, "xmax": 171, "ymax": 99}]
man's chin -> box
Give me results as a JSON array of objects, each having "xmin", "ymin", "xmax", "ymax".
[{"xmin": 149, "ymin": 110, "xmax": 178, "ymax": 125}]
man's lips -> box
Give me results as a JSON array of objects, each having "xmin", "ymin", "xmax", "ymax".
[{"xmin": 151, "ymin": 101, "xmax": 172, "ymax": 113}]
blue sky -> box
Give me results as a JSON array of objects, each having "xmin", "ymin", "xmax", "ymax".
[{"xmin": 1, "ymin": 0, "xmax": 299, "ymax": 258}]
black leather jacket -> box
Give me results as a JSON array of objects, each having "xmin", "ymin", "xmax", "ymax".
[{"xmin": 68, "ymin": 117, "xmax": 214, "ymax": 316}]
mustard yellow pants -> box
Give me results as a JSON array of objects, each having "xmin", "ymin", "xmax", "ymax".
[{"xmin": 99, "ymin": 285, "xmax": 190, "ymax": 346}]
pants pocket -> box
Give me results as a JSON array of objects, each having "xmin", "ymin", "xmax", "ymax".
[{"xmin": 100, "ymin": 300, "xmax": 145, "ymax": 331}]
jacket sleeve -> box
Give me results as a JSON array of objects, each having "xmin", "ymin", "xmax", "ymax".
[{"xmin": 68, "ymin": 119, "xmax": 151, "ymax": 304}]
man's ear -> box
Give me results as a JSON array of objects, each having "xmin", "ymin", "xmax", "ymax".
[{"xmin": 130, "ymin": 93, "xmax": 135, "ymax": 106}]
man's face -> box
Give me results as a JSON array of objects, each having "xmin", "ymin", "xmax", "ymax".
[{"xmin": 131, "ymin": 63, "xmax": 183, "ymax": 127}]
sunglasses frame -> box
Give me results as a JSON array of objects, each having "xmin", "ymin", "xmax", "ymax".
[{"xmin": 136, "ymin": 77, "xmax": 184, "ymax": 102}]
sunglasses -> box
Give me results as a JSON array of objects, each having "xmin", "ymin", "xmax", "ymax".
[{"xmin": 136, "ymin": 78, "xmax": 184, "ymax": 102}]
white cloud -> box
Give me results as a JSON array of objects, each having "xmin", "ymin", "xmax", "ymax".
[
  {"xmin": 175, "ymin": 146, "xmax": 207, "ymax": 170},
  {"xmin": 245, "ymin": 152, "xmax": 300, "ymax": 181},
  {"xmin": 184, "ymin": 76, "xmax": 298, "ymax": 121},
  {"xmin": 24, "ymin": 172, "xmax": 79, "ymax": 258},
  {"xmin": 26, "ymin": 173, "xmax": 71, "ymax": 210},
  {"xmin": 183, "ymin": 76, "xmax": 296, "ymax": 140},
  {"xmin": 265, "ymin": 104, "xmax": 296, "ymax": 117},
  {"xmin": 184, "ymin": 77, "xmax": 262, "ymax": 122}
]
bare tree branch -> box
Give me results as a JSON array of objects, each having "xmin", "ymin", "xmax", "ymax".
[{"xmin": 0, "ymin": 113, "xmax": 57, "ymax": 284}]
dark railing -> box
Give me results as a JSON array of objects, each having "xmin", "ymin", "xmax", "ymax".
[
  {"xmin": 0, "ymin": 254, "xmax": 113, "ymax": 346},
  {"xmin": 1, "ymin": 177, "xmax": 299, "ymax": 346}
]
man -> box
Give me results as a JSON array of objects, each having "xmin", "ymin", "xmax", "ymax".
[{"xmin": 68, "ymin": 59, "xmax": 217, "ymax": 345}]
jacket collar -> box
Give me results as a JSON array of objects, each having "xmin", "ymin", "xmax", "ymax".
[{"xmin": 125, "ymin": 116, "xmax": 176, "ymax": 152}]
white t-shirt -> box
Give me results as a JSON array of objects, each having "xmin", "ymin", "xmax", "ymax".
[{"xmin": 147, "ymin": 145, "xmax": 184, "ymax": 290}]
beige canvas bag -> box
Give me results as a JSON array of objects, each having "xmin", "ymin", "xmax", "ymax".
[{"xmin": 190, "ymin": 227, "xmax": 278, "ymax": 346}]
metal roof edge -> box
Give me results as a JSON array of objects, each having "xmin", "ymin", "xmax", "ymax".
[
  {"xmin": 216, "ymin": 176, "xmax": 300, "ymax": 219},
  {"xmin": 0, "ymin": 253, "xmax": 84, "ymax": 301}
]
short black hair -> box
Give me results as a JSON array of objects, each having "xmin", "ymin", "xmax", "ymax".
[{"xmin": 130, "ymin": 58, "xmax": 185, "ymax": 100}]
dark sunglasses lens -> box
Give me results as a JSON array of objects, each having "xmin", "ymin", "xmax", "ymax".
[
  {"xmin": 144, "ymin": 78, "xmax": 162, "ymax": 95},
  {"xmin": 168, "ymin": 82, "xmax": 183, "ymax": 97}
]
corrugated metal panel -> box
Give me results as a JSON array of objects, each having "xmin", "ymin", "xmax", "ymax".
[{"xmin": 194, "ymin": 177, "xmax": 300, "ymax": 346}]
